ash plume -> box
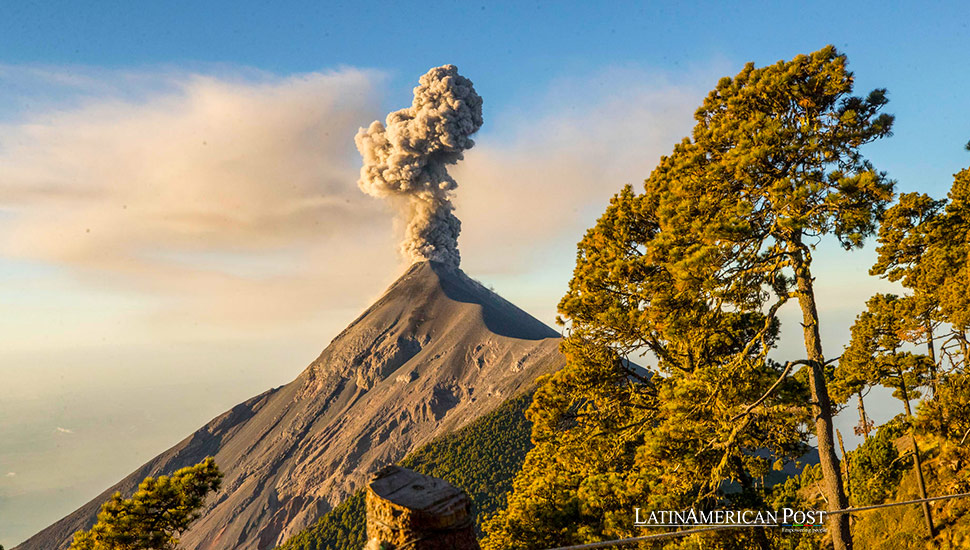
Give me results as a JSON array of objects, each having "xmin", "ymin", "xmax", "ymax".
[{"xmin": 355, "ymin": 65, "xmax": 483, "ymax": 267}]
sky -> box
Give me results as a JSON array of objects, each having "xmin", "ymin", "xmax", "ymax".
[{"xmin": 1, "ymin": 1, "xmax": 969, "ymax": 546}]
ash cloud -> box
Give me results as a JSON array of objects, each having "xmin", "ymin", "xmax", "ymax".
[{"xmin": 355, "ymin": 65, "xmax": 483, "ymax": 267}]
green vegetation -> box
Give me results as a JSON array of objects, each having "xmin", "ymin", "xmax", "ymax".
[
  {"xmin": 767, "ymin": 421, "xmax": 911, "ymax": 550},
  {"xmin": 69, "ymin": 458, "xmax": 221, "ymax": 550},
  {"xmin": 672, "ymin": 158, "xmax": 970, "ymax": 548},
  {"xmin": 918, "ymin": 371, "xmax": 970, "ymax": 444},
  {"xmin": 789, "ymin": 161, "xmax": 970, "ymax": 548},
  {"xmin": 834, "ymin": 293, "xmax": 937, "ymax": 533},
  {"xmin": 847, "ymin": 420, "xmax": 909, "ymax": 507},
  {"xmin": 276, "ymin": 392, "xmax": 534, "ymax": 550},
  {"xmin": 279, "ymin": 492, "xmax": 367, "ymax": 550},
  {"xmin": 835, "ymin": 294, "xmax": 932, "ymax": 416},
  {"xmin": 483, "ymin": 45, "xmax": 893, "ymax": 550},
  {"xmin": 839, "ymin": 147, "xmax": 970, "ymax": 544},
  {"xmin": 871, "ymin": 168, "xmax": 970, "ymax": 373},
  {"xmin": 834, "ymin": 428, "xmax": 970, "ymax": 549}
]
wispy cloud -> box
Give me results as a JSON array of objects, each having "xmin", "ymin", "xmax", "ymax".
[
  {"xmin": 0, "ymin": 62, "xmax": 725, "ymax": 332},
  {"xmin": 0, "ymin": 66, "xmax": 402, "ymax": 328},
  {"xmin": 5, "ymin": 471, "xmax": 15, "ymax": 477}
]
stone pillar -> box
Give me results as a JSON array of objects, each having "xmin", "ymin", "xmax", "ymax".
[{"xmin": 364, "ymin": 465, "xmax": 480, "ymax": 550}]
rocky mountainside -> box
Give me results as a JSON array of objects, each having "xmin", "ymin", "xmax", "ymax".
[{"xmin": 17, "ymin": 261, "xmax": 564, "ymax": 550}]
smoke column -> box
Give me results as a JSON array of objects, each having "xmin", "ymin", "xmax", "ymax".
[{"xmin": 355, "ymin": 65, "xmax": 483, "ymax": 267}]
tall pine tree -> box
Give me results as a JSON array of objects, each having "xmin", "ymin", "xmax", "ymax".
[{"xmin": 486, "ymin": 46, "xmax": 893, "ymax": 550}]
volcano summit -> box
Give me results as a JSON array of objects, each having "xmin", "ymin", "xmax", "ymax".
[{"xmin": 16, "ymin": 261, "xmax": 564, "ymax": 550}]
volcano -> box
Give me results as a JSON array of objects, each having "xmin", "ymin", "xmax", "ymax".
[{"xmin": 17, "ymin": 261, "xmax": 564, "ymax": 550}]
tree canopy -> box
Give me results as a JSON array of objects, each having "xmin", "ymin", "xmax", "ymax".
[
  {"xmin": 69, "ymin": 458, "xmax": 222, "ymax": 550},
  {"xmin": 872, "ymin": 169, "xmax": 970, "ymax": 372},
  {"xmin": 485, "ymin": 45, "xmax": 894, "ymax": 550},
  {"xmin": 834, "ymin": 293, "xmax": 932, "ymax": 410}
]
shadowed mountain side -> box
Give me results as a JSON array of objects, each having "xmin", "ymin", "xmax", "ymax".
[
  {"xmin": 16, "ymin": 261, "xmax": 564, "ymax": 550},
  {"xmin": 429, "ymin": 262, "xmax": 556, "ymax": 340}
]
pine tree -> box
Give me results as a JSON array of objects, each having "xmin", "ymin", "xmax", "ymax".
[
  {"xmin": 838, "ymin": 294, "xmax": 931, "ymax": 416},
  {"xmin": 836, "ymin": 294, "xmax": 935, "ymax": 535},
  {"xmin": 483, "ymin": 181, "xmax": 812, "ymax": 549},
  {"xmin": 936, "ymin": 168, "xmax": 970, "ymax": 362},
  {"xmin": 872, "ymin": 169, "xmax": 970, "ymax": 373},
  {"xmin": 69, "ymin": 458, "xmax": 222, "ymax": 550},
  {"xmin": 918, "ymin": 371, "xmax": 970, "ymax": 446},
  {"xmin": 647, "ymin": 46, "xmax": 894, "ymax": 550},
  {"xmin": 486, "ymin": 46, "xmax": 893, "ymax": 550}
]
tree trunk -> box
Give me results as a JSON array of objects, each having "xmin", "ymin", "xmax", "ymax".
[
  {"xmin": 837, "ymin": 429, "xmax": 850, "ymax": 504},
  {"xmin": 791, "ymin": 245, "xmax": 852, "ymax": 550},
  {"xmin": 925, "ymin": 322, "xmax": 946, "ymax": 438},
  {"xmin": 899, "ymin": 376, "xmax": 936, "ymax": 539},
  {"xmin": 910, "ymin": 434, "xmax": 936, "ymax": 539},
  {"xmin": 857, "ymin": 392, "xmax": 871, "ymax": 440},
  {"xmin": 925, "ymin": 321, "xmax": 937, "ymax": 391},
  {"xmin": 900, "ymin": 374, "xmax": 913, "ymax": 418}
]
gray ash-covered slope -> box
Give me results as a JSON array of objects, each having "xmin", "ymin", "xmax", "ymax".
[{"xmin": 17, "ymin": 261, "xmax": 563, "ymax": 550}]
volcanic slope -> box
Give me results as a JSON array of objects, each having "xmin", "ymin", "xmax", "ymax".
[{"xmin": 16, "ymin": 261, "xmax": 564, "ymax": 550}]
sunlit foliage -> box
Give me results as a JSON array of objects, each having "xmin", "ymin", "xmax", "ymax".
[
  {"xmin": 69, "ymin": 458, "xmax": 221, "ymax": 550},
  {"xmin": 486, "ymin": 45, "xmax": 895, "ymax": 550}
]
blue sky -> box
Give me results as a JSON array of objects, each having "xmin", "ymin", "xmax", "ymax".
[
  {"xmin": 5, "ymin": 2, "xmax": 966, "ymax": 193},
  {"xmin": 1, "ymin": 2, "xmax": 969, "ymax": 546}
]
